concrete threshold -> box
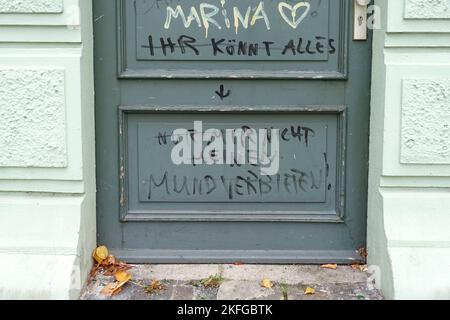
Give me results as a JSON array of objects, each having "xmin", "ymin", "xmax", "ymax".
[{"xmin": 81, "ymin": 264, "xmax": 384, "ymax": 300}]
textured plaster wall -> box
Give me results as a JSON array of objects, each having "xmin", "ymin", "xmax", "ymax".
[
  {"xmin": 405, "ymin": 0, "xmax": 450, "ymax": 19},
  {"xmin": 401, "ymin": 79, "xmax": 450, "ymax": 164},
  {"xmin": 0, "ymin": 68, "xmax": 67, "ymax": 168},
  {"xmin": 0, "ymin": 0, "xmax": 63, "ymax": 13}
]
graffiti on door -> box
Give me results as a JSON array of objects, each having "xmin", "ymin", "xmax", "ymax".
[{"xmin": 136, "ymin": 0, "xmax": 336, "ymax": 60}]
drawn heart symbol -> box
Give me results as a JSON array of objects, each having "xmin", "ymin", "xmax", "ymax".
[{"xmin": 278, "ymin": 2, "xmax": 311, "ymax": 29}]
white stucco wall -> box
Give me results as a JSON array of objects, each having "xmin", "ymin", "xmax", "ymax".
[
  {"xmin": 0, "ymin": 0, "xmax": 64, "ymax": 13},
  {"xmin": 0, "ymin": 0, "xmax": 96, "ymax": 299},
  {"xmin": 368, "ymin": 0, "xmax": 450, "ymax": 300}
]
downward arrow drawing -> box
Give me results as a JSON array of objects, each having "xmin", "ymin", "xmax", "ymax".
[{"xmin": 215, "ymin": 85, "xmax": 231, "ymax": 100}]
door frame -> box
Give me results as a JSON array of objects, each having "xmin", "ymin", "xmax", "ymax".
[{"xmin": 93, "ymin": 0, "xmax": 373, "ymax": 264}]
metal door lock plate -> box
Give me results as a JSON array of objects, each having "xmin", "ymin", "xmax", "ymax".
[{"xmin": 354, "ymin": 0, "xmax": 369, "ymax": 40}]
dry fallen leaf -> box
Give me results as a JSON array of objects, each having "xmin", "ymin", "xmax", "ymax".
[
  {"xmin": 93, "ymin": 246, "xmax": 109, "ymax": 264},
  {"xmin": 104, "ymin": 262, "xmax": 132, "ymax": 276},
  {"xmin": 233, "ymin": 261, "xmax": 244, "ymax": 266},
  {"xmin": 93, "ymin": 250, "xmax": 133, "ymax": 297},
  {"xmin": 101, "ymin": 255, "xmax": 117, "ymax": 267},
  {"xmin": 351, "ymin": 264, "xmax": 368, "ymax": 272},
  {"xmin": 321, "ymin": 264, "xmax": 338, "ymax": 270},
  {"xmin": 91, "ymin": 254, "xmax": 131, "ymax": 277},
  {"xmin": 101, "ymin": 281, "xmax": 126, "ymax": 297},
  {"xmin": 145, "ymin": 279, "xmax": 166, "ymax": 295},
  {"xmin": 200, "ymin": 275, "xmax": 224, "ymax": 289},
  {"xmin": 115, "ymin": 270, "xmax": 132, "ymax": 283},
  {"xmin": 261, "ymin": 278, "xmax": 274, "ymax": 289},
  {"xmin": 304, "ymin": 287, "xmax": 316, "ymax": 295},
  {"xmin": 358, "ymin": 247, "xmax": 368, "ymax": 259},
  {"xmin": 101, "ymin": 275, "xmax": 131, "ymax": 297}
]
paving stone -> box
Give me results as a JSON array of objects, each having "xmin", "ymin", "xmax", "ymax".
[
  {"xmin": 171, "ymin": 285, "xmax": 195, "ymax": 300},
  {"xmin": 80, "ymin": 280, "xmax": 109, "ymax": 300},
  {"xmin": 192, "ymin": 285, "xmax": 220, "ymax": 301}
]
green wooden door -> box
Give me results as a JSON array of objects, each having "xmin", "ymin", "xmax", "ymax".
[{"xmin": 94, "ymin": 0, "xmax": 372, "ymax": 263}]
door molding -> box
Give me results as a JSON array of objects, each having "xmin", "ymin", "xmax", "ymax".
[
  {"xmin": 113, "ymin": 249, "xmax": 363, "ymax": 264},
  {"xmin": 116, "ymin": 0, "xmax": 349, "ymax": 79},
  {"xmin": 119, "ymin": 105, "xmax": 347, "ymax": 223}
]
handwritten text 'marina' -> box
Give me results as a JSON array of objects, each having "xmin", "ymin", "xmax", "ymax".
[{"xmin": 162, "ymin": 2, "xmax": 314, "ymax": 38}]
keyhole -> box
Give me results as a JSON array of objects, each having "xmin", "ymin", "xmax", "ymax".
[{"xmin": 358, "ymin": 15, "xmax": 364, "ymax": 26}]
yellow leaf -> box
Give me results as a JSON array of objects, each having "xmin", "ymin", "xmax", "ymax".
[
  {"xmin": 351, "ymin": 264, "xmax": 368, "ymax": 272},
  {"xmin": 101, "ymin": 255, "xmax": 117, "ymax": 267},
  {"xmin": 304, "ymin": 287, "xmax": 315, "ymax": 295},
  {"xmin": 321, "ymin": 264, "xmax": 338, "ymax": 270},
  {"xmin": 92, "ymin": 246, "xmax": 109, "ymax": 264},
  {"xmin": 115, "ymin": 270, "xmax": 132, "ymax": 283},
  {"xmin": 261, "ymin": 278, "xmax": 273, "ymax": 289},
  {"xmin": 115, "ymin": 279, "xmax": 130, "ymax": 290},
  {"xmin": 101, "ymin": 282, "xmax": 123, "ymax": 297}
]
